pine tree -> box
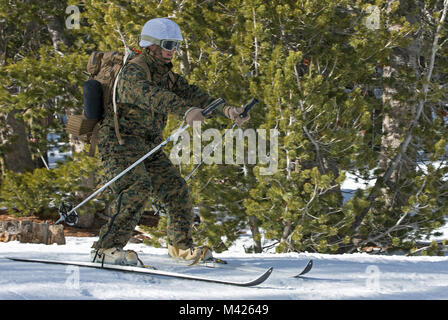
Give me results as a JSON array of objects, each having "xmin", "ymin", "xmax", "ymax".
[
  {"xmin": 0, "ymin": 0, "xmax": 101, "ymax": 218},
  {"xmin": 346, "ymin": 0, "xmax": 448, "ymax": 253},
  {"xmin": 0, "ymin": 0, "xmax": 91, "ymax": 174},
  {"xmin": 238, "ymin": 0, "xmax": 368, "ymax": 253}
]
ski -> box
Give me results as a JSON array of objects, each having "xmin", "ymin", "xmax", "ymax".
[
  {"xmin": 211, "ymin": 259, "xmax": 313, "ymax": 278},
  {"xmin": 7, "ymin": 257, "xmax": 273, "ymax": 287},
  {"xmin": 293, "ymin": 259, "xmax": 313, "ymax": 278},
  {"xmin": 147, "ymin": 254, "xmax": 313, "ymax": 278},
  {"xmin": 197, "ymin": 259, "xmax": 314, "ymax": 278}
]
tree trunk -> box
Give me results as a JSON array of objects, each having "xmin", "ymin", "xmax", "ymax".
[
  {"xmin": 379, "ymin": 0, "xmax": 422, "ymax": 207},
  {"xmin": 178, "ymin": 45, "xmax": 191, "ymax": 75},
  {"xmin": 46, "ymin": 15, "xmax": 69, "ymax": 51},
  {"xmin": 248, "ymin": 215, "xmax": 262, "ymax": 253},
  {"xmin": 2, "ymin": 110, "xmax": 35, "ymax": 173}
]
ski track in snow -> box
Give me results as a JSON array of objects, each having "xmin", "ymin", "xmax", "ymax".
[{"xmin": 1, "ymin": 236, "xmax": 448, "ymax": 300}]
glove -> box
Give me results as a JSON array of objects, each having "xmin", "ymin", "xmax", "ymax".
[
  {"xmin": 184, "ymin": 107, "xmax": 205, "ymax": 126},
  {"xmin": 223, "ymin": 106, "xmax": 250, "ymax": 126}
]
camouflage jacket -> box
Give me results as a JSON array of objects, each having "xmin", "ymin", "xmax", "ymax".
[{"xmin": 102, "ymin": 50, "xmax": 217, "ymax": 147}]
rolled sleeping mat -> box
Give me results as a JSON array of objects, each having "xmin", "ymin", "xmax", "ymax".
[{"xmin": 83, "ymin": 79, "xmax": 103, "ymax": 120}]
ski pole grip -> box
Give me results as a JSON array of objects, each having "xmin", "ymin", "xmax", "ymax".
[
  {"xmin": 202, "ymin": 98, "xmax": 226, "ymax": 117},
  {"xmin": 240, "ymin": 97, "xmax": 259, "ymax": 118}
]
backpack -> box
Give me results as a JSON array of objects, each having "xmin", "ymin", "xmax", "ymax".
[
  {"xmin": 65, "ymin": 50, "xmax": 129, "ymax": 155},
  {"xmin": 66, "ymin": 48, "xmax": 176, "ymax": 156}
]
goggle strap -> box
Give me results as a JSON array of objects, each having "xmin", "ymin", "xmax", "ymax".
[
  {"xmin": 140, "ymin": 34, "xmax": 161, "ymax": 46},
  {"xmin": 140, "ymin": 35, "xmax": 180, "ymax": 50}
]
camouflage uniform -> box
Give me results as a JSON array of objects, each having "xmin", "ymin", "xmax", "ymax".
[{"xmin": 92, "ymin": 50, "xmax": 216, "ymax": 250}]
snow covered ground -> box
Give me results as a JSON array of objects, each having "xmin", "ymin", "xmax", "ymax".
[{"xmin": 1, "ymin": 235, "xmax": 448, "ymax": 300}]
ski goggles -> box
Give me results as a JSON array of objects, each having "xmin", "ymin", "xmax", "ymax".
[{"xmin": 140, "ymin": 35, "xmax": 181, "ymax": 51}]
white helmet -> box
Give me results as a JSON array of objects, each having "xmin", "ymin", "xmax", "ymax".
[{"xmin": 139, "ymin": 18, "xmax": 183, "ymax": 51}]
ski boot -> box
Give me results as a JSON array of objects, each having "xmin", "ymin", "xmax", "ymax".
[
  {"xmin": 91, "ymin": 248, "xmax": 141, "ymax": 266},
  {"xmin": 168, "ymin": 244, "xmax": 213, "ymax": 265}
]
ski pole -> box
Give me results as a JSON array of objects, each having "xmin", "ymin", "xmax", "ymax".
[
  {"xmin": 37, "ymin": 148, "xmax": 50, "ymax": 170},
  {"xmin": 56, "ymin": 98, "xmax": 225, "ymax": 225},
  {"xmin": 184, "ymin": 97, "xmax": 259, "ymax": 181}
]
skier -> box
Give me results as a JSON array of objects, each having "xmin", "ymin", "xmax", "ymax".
[{"xmin": 91, "ymin": 18, "xmax": 250, "ymax": 266}]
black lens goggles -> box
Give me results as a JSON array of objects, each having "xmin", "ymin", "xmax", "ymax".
[{"xmin": 140, "ymin": 35, "xmax": 181, "ymax": 51}]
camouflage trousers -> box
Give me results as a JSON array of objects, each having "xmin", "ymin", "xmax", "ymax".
[{"xmin": 92, "ymin": 127, "xmax": 194, "ymax": 250}]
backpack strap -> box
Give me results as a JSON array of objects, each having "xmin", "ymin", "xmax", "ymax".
[
  {"xmin": 111, "ymin": 49, "xmax": 134, "ymax": 145},
  {"xmin": 88, "ymin": 122, "xmax": 101, "ymax": 157},
  {"xmin": 129, "ymin": 54, "xmax": 152, "ymax": 82},
  {"xmin": 167, "ymin": 71, "xmax": 177, "ymax": 90}
]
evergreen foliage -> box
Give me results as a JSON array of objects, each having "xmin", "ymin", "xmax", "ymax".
[
  {"xmin": 0, "ymin": 153, "xmax": 103, "ymax": 218},
  {"xmin": 0, "ymin": 0, "xmax": 447, "ymax": 255}
]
